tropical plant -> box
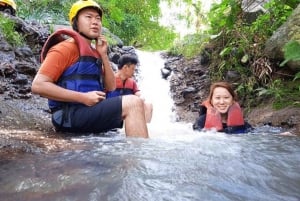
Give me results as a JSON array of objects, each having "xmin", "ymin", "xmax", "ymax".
[
  {"xmin": 0, "ymin": 14, "xmax": 23, "ymax": 46},
  {"xmin": 15, "ymin": 0, "xmax": 176, "ymax": 50}
]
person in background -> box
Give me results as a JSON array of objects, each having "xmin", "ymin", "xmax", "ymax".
[
  {"xmin": 0, "ymin": 0, "xmax": 16, "ymax": 16},
  {"xmin": 106, "ymin": 54, "xmax": 153, "ymax": 123},
  {"xmin": 31, "ymin": 0, "xmax": 148, "ymax": 138},
  {"xmin": 193, "ymin": 81, "xmax": 252, "ymax": 134}
]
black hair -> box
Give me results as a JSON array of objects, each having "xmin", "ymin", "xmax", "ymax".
[
  {"xmin": 118, "ymin": 54, "xmax": 138, "ymax": 69},
  {"xmin": 0, "ymin": 5, "xmax": 16, "ymax": 16}
]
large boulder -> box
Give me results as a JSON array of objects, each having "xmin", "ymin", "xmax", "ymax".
[{"xmin": 264, "ymin": 4, "xmax": 300, "ymax": 72}]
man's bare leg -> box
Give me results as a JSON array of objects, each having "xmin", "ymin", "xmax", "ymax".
[
  {"xmin": 122, "ymin": 95, "xmax": 149, "ymax": 138},
  {"xmin": 144, "ymin": 102, "xmax": 153, "ymax": 123}
]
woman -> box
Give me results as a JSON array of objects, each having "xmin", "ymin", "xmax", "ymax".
[{"xmin": 193, "ymin": 81, "xmax": 252, "ymax": 134}]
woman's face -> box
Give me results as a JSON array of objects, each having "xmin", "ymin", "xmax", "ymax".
[{"xmin": 211, "ymin": 87, "xmax": 234, "ymax": 114}]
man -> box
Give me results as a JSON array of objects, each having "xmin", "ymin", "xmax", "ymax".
[
  {"xmin": 31, "ymin": 0, "xmax": 148, "ymax": 138},
  {"xmin": 107, "ymin": 54, "xmax": 153, "ymax": 123}
]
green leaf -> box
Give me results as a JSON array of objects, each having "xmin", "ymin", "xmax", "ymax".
[
  {"xmin": 280, "ymin": 40, "xmax": 300, "ymax": 66},
  {"xmin": 293, "ymin": 72, "xmax": 300, "ymax": 81},
  {"xmin": 219, "ymin": 47, "xmax": 231, "ymax": 57}
]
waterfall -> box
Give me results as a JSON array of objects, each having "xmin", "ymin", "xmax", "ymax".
[{"xmin": 136, "ymin": 50, "xmax": 196, "ymax": 139}]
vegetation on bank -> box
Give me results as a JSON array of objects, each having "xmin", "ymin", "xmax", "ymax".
[
  {"xmin": 14, "ymin": 0, "xmax": 176, "ymax": 51},
  {"xmin": 0, "ymin": 14, "xmax": 23, "ymax": 46},
  {"xmin": 169, "ymin": 0, "xmax": 300, "ymax": 110},
  {"xmin": 1, "ymin": 0, "xmax": 299, "ymax": 111}
]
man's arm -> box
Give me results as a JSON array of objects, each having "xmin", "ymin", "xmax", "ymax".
[{"xmin": 31, "ymin": 74, "xmax": 106, "ymax": 106}]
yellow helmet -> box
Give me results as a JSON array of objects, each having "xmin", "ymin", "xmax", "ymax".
[
  {"xmin": 0, "ymin": 0, "xmax": 16, "ymax": 10},
  {"xmin": 69, "ymin": 0, "xmax": 103, "ymax": 24}
]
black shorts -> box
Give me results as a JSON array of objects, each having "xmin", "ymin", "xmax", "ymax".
[{"xmin": 52, "ymin": 96, "xmax": 123, "ymax": 134}]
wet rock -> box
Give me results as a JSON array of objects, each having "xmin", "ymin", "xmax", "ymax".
[
  {"xmin": 247, "ymin": 105, "xmax": 300, "ymax": 135},
  {"xmin": 0, "ymin": 62, "xmax": 15, "ymax": 76},
  {"xmin": 161, "ymin": 68, "xmax": 171, "ymax": 79},
  {"xmin": 225, "ymin": 70, "xmax": 241, "ymax": 82},
  {"xmin": 11, "ymin": 74, "xmax": 28, "ymax": 85},
  {"xmin": 109, "ymin": 52, "xmax": 121, "ymax": 64},
  {"xmin": 182, "ymin": 86, "xmax": 197, "ymax": 98},
  {"xmin": 14, "ymin": 62, "xmax": 37, "ymax": 76},
  {"xmin": 15, "ymin": 47, "xmax": 33, "ymax": 57}
]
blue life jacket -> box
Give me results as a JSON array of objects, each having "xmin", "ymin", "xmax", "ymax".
[{"xmin": 40, "ymin": 29, "xmax": 103, "ymax": 111}]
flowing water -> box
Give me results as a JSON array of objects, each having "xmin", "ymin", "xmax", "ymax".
[{"xmin": 0, "ymin": 51, "xmax": 299, "ymax": 201}]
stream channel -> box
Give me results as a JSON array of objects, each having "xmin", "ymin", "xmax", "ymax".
[{"xmin": 0, "ymin": 50, "xmax": 299, "ymax": 201}]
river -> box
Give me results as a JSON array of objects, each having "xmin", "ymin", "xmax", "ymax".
[{"xmin": 0, "ymin": 50, "xmax": 299, "ymax": 201}]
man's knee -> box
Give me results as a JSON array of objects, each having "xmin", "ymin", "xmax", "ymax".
[{"xmin": 122, "ymin": 95, "xmax": 144, "ymax": 108}]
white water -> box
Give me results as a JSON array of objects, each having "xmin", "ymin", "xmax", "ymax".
[{"xmin": 136, "ymin": 50, "xmax": 198, "ymax": 140}]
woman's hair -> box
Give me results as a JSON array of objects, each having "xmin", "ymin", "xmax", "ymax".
[{"xmin": 207, "ymin": 81, "xmax": 238, "ymax": 103}]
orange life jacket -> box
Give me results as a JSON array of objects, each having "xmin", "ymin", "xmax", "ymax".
[{"xmin": 202, "ymin": 100, "xmax": 245, "ymax": 131}]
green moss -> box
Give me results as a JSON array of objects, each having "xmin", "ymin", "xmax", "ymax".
[{"xmin": 272, "ymin": 80, "xmax": 300, "ymax": 109}]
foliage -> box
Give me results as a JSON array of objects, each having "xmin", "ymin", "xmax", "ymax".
[
  {"xmin": 204, "ymin": 0, "xmax": 298, "ymax": 108},
  {"xmin": 255, "ymin": 78, "xmax": 300, "ymax": 109},
  {"xmin": 134, "ymin": 22, "xmax": 177, "ymax": 51},
  {"xmin": 280, "ymin": 40, "xmax": 300, "ymax": 92},
  {"xmin": 14, "ymin": 0, "xmax": 175, "ymax": 50},
  {"xmin": 256, "ymin": 79, "xmax": 284, "ymax": 100},
  {"xmin": 271, "ymin": 79, "xmax": 300, "ymax": 109},
  {"xmin": 165, "ymin": 0, "xmax": 212, "ymax": 58},
  {"xmin": 15, "ymin": 0, "xmax": 70, "ymax": 25},
  {"xmin": 207, "ymin": 0, "xmax": 242, "ymax": 35},
  {"xmin": 0, "ymin": 14, "xmax": 23, "ymax": 46},
  {"xmin": 280, "ymin": 40, "xmax": 300, "ymax": 66},
  {"xmin": 166, "ymin": 0, "xmax": 298, "ymax": 109},
  {"xmin": 168, "ymin": 32, "xmax": 210, "ymax": 58}
]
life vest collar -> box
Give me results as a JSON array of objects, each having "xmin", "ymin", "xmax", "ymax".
[{"xmin": 41, "ymin": 28, "xmax": 98, "ymax": 62}]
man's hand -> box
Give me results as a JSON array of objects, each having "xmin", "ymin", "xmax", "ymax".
[{"xmin": 82, "ymin": 91, "xmax": 106, "ymax": 106}]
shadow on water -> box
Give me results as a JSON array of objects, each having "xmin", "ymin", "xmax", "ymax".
[{"xmin": 0, "ymin": 51, "xmax": 299, "ymax": 201}]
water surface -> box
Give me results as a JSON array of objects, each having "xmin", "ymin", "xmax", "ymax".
[{"xmin": 0, "ymin": 51, "xmax": 299, "ymax": 201}]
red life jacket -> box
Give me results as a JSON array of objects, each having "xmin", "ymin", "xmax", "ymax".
[
  {"xmin": 106, "ymin": 77, "xmax": 137, "ymax": 98},
  {"xmin": 115, "ymin": 77, "xmax": 135, "ymax": 91},
  {"xmin": 41, "ymin": 28, "xmax": 99, "ymax": 62},
  {"xmin": 202, "ymin": 100, "xmax": 245, "ymax": 131}
]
